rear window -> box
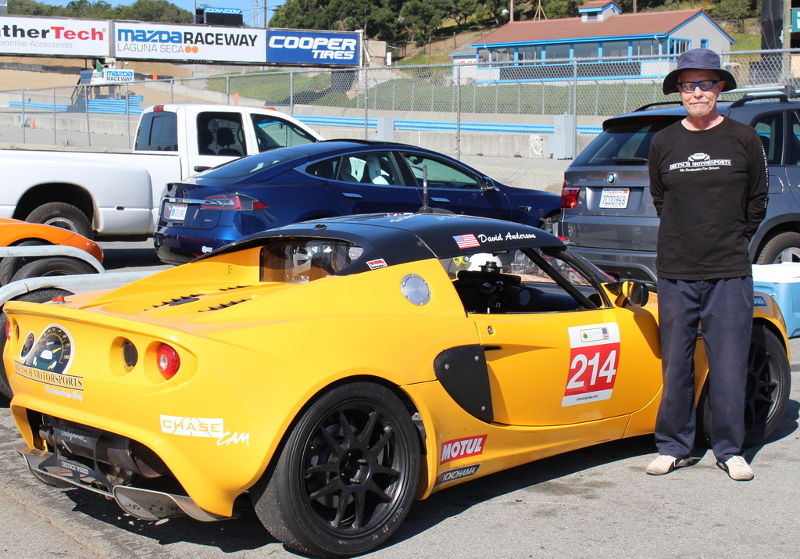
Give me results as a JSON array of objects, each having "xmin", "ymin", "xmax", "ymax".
[
  {"xmin": 260, "ymin": 238, "xmax": 364, "ymax": 283},
  {"xmin": 572, "ymin": 117, "xmax": 680, "ymax": 166}
]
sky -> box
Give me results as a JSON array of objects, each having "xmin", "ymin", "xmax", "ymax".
[{"xmin": 36, "ymin": 0, "xmax": 287, "ymax": 28}]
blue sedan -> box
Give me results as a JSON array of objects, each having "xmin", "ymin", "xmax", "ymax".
[{"xmin": 154, "ymin": 140, "xmax": 560, "ymax": 265}]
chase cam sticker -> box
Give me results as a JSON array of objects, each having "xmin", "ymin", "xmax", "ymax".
[
  {"xmin": 14, "ymin": 325, "xmax": 83, "ymax": 391},
  {"xmin": 160, "ymin": 415, "xmax": 251, "ymax": 446},
  {"xmin": 562, "ymin": 322, "xmax": 620, "ymax": 407},
  {"xmin": 434, "ymin": 463, "xmax": 481, "ymax": 487},
  {"xmin": 753, "ymin": 295, "xmax": 769, "ymax": 307}
]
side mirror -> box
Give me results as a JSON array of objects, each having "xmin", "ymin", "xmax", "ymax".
[{"xmin": 618, "ymin": 280, "xmax": 649, "ymax": 307}]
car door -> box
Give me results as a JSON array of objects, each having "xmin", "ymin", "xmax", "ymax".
[
  {"xmin": 449, "ymin": 247, "xmax": 663, "ymax": 428},
  {"xmin": 311, "ymin": 151, "xmax": 425, "ymax": 215},
  {"xmin": 395, "ymin": 151, "xmax": 512, "ymax": 219}
]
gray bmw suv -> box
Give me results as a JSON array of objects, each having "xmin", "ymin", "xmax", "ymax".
[{"xmin": 560, "ymin": 88, "xmax": 800, "ymax": 284}]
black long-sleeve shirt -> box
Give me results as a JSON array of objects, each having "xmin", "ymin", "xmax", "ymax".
[{"xmin": 649, "ymin": 117, "xmax": 768, "ymax": 280}]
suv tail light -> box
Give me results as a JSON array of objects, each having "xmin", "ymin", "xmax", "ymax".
[
  {"xmin": 201, "ymin": 194, "xmax": 267, "ymax": 211},
  {"xmin": 561, "ymin": 182, "xmax": 581, "ymax": 209}
]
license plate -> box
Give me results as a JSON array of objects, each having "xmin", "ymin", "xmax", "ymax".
[
  {"xmin": 599, "ymin": 188, "xmax": 629, "ymax": 209},
  {"xmin": 169, "ymin": 203, "xmax": 188, "ymax": 221}
]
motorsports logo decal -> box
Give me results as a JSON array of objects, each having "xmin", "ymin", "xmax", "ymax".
[
  {"xmin": 160, "ymin": 415, "xmax": 250, "ymax": 446},
  {"xmin": 440, "ymin": 435, "xmax": 487, "ymax": 464},
  {"xmin": 563, "ymin": 322, "xmax": 620, "ymax": 407},
  {"xmin": 434, "ymin": 463, "xmax": 481, "ymax": 487},
  {"xmin": 14, "ymin": 325, "xmax": 84, "ymax": 398},
  {"xmin": 667, "ymin": 152, "xmax": 732, "ymax": 173}
]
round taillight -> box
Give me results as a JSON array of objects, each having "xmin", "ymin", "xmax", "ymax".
[{"xmin": 156, "ymin": 344, "xmax": 180, "ymax": 380}]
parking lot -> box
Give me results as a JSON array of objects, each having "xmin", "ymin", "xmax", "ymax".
[{"xmin": 0, "ymin": 245, "xmax": 797, "ymax": 559}]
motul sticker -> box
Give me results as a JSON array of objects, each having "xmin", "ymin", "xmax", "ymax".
[
  {"xmin": 434, "ymin": 463, "xmax": 481, "ymax": 486},
  {"xmin": 562, "ymin": 322, "xmax": 620, "ymax": 407},
  {"xmin": 440, "ymin": 435, "xmax": 487, "ymax": 464}
]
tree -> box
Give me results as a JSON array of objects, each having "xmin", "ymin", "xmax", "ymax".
[
  {"xmin": 400, "ymin": 0, "xmax": 444, "ymax": 47},
  {"xmin": 9, "ymin": 0, "xmax": 192, "ymax": 23},
  {"xmin": 445, "ymin": 0, "xmax": 479, "ymax": 29},
  {"xmin": 713, "ymin": 0, "xmax": 751, "ymax": 32}
]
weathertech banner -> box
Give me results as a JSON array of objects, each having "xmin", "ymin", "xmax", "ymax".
[
  {"xmin": 114, "ymin": 22, "xmax": 266, "ymax": 63},
  {"xmin": 266, "ymin": 29, "xmax": 360, "ymax": 66},
  {"xmin": 0, "ymin": 16, "xmax": 109, "ymax": 57}
]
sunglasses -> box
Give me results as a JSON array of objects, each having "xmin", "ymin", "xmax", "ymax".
[{"xmin": 677, "ymin": 80, "xmax": 721, "ymax": 93}]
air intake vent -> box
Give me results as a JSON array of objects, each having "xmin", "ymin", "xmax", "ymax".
[{"xmin": 200, "ymin": 299, "xmax": 249, "ymax": 312}]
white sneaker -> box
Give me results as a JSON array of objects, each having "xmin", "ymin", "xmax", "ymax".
[
  {"xmin": 717, "ymin": 456, "xmax": 754, "ymax": 481},
  {"xmin": 646, "ymin": 455, "xmax": 691, "ymax": 475}
]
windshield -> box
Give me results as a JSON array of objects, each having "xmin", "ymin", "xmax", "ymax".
[{"xmin": 572, "ymin": 116, "xmax": 680, "ymax": 166}]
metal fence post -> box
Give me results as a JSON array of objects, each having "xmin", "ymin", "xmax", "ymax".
[
  {"xmin": 84, "ymin": 86, "xmax": 91, "ymax": 147},
  {"xmin": 125, "ymin": 83, "xmax": 131, "ymax": 149},
  {"xmin": 290, "ymin": 71, "xmax": 294, "ymax": 115},
  {"xmin": 572, "ymin": 59, "xmax": 578, "ymax": 159},
  {"xmin": 52, "ymin": 87, "xmax": 57, "ymax": 145},
  {"xmin": 364, "ymin": 69, "xmax": 369, "ymax": 140},
  {"xmin": 456, "ymin": 64, "xmax": 462, "ymax": 161},
  {"xmin": 20, "ymin": 91, "xmax": 26, "ymax": 144},
  {"xmin": 226, "ymin": 76, "xmax": 231, "ymax": 105}
]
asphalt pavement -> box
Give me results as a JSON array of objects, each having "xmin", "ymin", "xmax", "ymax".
[{"xmin": 0, "ymin": 312, "xmax": 797, "ymax": 557}]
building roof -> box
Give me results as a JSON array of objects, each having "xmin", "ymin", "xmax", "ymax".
[
  {"xmin": 472, "ymin": 9, "xmax": 730, "ymax": 47},
  {"xmin": 578, "ymin": 1, "xmax": 620, "ymax": 11}
]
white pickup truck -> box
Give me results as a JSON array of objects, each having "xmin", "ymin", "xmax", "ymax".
[{"xmin": 0, "ymin": 104, "xmax": 324, "ymax": 240}]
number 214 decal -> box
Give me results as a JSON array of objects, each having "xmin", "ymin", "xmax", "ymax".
[{"xmin": 562, "ymin": 322, "xmax": 620, "ymax": 407}]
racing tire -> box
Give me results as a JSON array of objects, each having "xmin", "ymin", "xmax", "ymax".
[
  {"xmin": 0, "ymin": 240, "xmax": 45, "ymax": 286},
  {"xmin": 251, "ymin": 382, "xmax": 420, "ymax": 557},
  {"xmin": 26, "ymin": 203, "xmax": 93, "ymax": 239},
  {"xmin": 756, "ymin": 232, "xmax": 800, "ymax": 264},
  {"xmin": 697, "ymin": 324, "xmax": 791, "ymax": 448},
  {"xmin": 0, "ymin": 288, "xmax": 73, "ymax": 400},
  {"xmin": 10, "ymin": 258, "xmax": 96, "ymax": 282}
]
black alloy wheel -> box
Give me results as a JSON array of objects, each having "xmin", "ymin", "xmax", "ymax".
[{"xmin": 251, "ymin": 382, "xmax": 420, "ymax": 557}]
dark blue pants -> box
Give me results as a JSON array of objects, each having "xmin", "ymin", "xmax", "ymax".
[{"xmin": 655, "ymin": 276, "xmax": 753, "ymax": 462}]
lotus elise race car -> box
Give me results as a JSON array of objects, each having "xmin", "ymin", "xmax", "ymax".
[{"xmin": 3, "ymin": 213, "xmax": 791, "ymax": 557}]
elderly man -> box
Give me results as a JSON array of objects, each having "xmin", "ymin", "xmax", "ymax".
[{"xmin": 646, "ymin": 48, "xmax": 768, "ymax": 481}]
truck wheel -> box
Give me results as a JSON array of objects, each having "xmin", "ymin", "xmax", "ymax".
[
  {"xmin": 756, "ymin": 232, "xmax": 800, "ymax": 263},
  {"xmin": 0, "ymin": 240, "xmax": 45, "ymax": 286},
  {"xmin": 10, "ymin": 258, "xmax": 96, "ymax": 282},
  {"xmin": 26, "ymin": 203, "xmax": 93, "ymax": 239},
  {"xmin": 250, "ymin": 382, "xmax": 420, "ymax": 557},
  {"xmin": 0, "ymin": 288, "xmax": 73, "ymax": 400}
]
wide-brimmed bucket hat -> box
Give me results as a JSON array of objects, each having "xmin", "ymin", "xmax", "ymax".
[{"xmin": 662, "ymin": 48, "xmax": 737, "ymax": 94}]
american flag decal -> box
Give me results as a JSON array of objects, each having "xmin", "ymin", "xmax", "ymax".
[{"xmin": 453, "ymin": 233, "xmax": 480, "ymax": 249}]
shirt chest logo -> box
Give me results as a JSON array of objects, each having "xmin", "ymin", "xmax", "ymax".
[{"xmin": 668, "ymin": 152, "xmax": 732, "ymax": 172}]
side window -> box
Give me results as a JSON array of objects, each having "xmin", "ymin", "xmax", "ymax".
[
  {"xmin": 196, "ymin": 112, "xmax": 247, "ymax": 157},
  {"xmin": 400, "ymin": 153, "xmax": 481, "ymax": 189},
  {"xmin": 334, "ymin": 152, "xmax": 403, "ymax": 185},
  {"xmin": 788, "ymin": 111, "xmax": 800, "ymax": 166},
  {"xmin": 752, "ymin": 112, "xmax": 783, "ymax": 166},
  {"xmin": 250, "ymin": 114, "xmax": 317, "ymax": 152},
  {"xmin": 306, "ymin": 157, "xmax": 340, "ymax": 180},
  {"xmin": 441, "ymin": 247, "xmax": 604, "ymax": 314},
  {"xmin": 135, "ymin": 111, "xmax": 178, "ymax": 151}
]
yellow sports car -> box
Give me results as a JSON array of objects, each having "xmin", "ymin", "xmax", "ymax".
[{"xmin": 3, "ymin": 213, "xmax": 790, "ymax": 557}]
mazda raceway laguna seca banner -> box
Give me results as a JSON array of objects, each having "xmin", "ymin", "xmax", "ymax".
[{"xmin": 0, "ymin": 15, "xmax": 362, "ymax": 66}]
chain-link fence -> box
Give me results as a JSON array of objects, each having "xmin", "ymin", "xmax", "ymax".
[{"xmin": 0, "ymin": 48, "xmax": 796, "ymax": 190}]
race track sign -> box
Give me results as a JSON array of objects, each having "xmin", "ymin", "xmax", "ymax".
[
  {"xmin": 0, "ymin": 16, "xmax": 108, "ymax": 57},
  {"xmin": 266, "ymin": 30, "xmax": 361, "ymax": 66},
  {"xmin": 114, "ymin": 22, "xmax": 267, "ymax": 63}
]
